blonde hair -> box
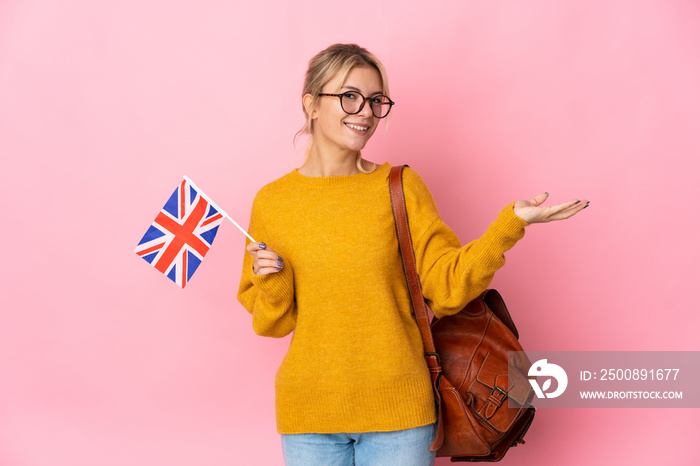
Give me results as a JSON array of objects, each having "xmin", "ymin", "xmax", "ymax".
[{"xmin": 295, "ymin": 44, "xmax": 391, "ymax": 174}]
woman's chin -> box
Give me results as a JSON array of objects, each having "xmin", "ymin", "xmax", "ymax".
[{"xmin": 345, "ymin": 140, "xmax": 369, "ymax": 152}]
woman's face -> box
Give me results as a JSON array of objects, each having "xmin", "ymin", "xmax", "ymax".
[{"xmin": 311, "ymin": 66, "xmax": 383, "ymax": 154}]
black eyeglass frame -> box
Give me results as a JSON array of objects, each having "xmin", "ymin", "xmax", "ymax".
[{"xmin": 318, "ymin": 91, "xmax": 395, "ymax": 119}]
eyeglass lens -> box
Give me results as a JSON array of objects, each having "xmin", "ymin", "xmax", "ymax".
[{"xmin": 341, "ymin": 92, "xmax": 392, "ymax": 118}]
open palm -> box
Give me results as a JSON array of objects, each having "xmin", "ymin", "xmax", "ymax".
[{"xmin": 513, "ymin": 192, "xmax": 589, "ymax": 224}]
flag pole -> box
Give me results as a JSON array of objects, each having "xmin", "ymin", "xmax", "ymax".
[{"xmin": 183, "ymin": 175, "xmax": 256, "ymax": 243}]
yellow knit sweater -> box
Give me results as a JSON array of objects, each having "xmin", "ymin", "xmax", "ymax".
[{"xmin": 237, "ymin": 162, "xmax": 529, "ymax": 434}]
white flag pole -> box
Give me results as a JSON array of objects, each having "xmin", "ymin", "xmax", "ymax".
[{"xmin": 183, "ymin": 175, "xmax": 257, "ymax": 243}]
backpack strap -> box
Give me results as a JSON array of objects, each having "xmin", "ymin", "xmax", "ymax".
[{"xmin": 389, "ymin": 164, "xmax": 444, "ymax": 451}]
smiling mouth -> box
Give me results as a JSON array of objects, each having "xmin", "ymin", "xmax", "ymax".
[{"xmin": 345, "ymin": 122, "xmax": 370, "ymax": 132}]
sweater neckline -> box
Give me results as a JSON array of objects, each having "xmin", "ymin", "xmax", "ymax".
[{"xmin": 289, "ymin": 162, "xmax": 391, "ymax": 186}]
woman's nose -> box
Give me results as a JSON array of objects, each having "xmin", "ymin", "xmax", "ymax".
[{"xmin": 357, "ymin": 97, "xmax": 374, "ymax": 118}]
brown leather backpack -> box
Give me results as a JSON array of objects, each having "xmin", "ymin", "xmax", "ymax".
[{"xmin": 389, "ymin": 165, "xmax": 536, "ymax": 462}]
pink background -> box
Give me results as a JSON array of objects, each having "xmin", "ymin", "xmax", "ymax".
[{"xmin": 2, "ymin": 0, "xmax": 699, "ymax": 464}]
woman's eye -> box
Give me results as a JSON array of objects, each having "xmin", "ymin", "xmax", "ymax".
[
  {"xmin": 370, "ymin": 97, "xmax": 383, "ymax": 105},
  {"xmin": 343, "ymin": 92, "xmax": 358, "ymax": 100}
]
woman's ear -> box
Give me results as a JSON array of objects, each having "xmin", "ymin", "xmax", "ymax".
[{"xmin": 303, "ymin": 94, "xmax": 317, "ymax": 119}]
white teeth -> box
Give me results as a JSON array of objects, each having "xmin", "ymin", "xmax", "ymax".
[{"xmin": 346, "ymin": 123, "xmax": 369, "ymax": 131}]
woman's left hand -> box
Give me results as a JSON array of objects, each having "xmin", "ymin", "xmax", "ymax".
[{"xmin": 513, "ymin": 192, "xmax": 589, "ymax": 224}]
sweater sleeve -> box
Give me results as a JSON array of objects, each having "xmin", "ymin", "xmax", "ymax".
[
  {"xmin": 402, "ymin": 168, "xmax": 529, "ymax": 319},
  {"xmin": 236, "ymin": 193, "xmax": 297, "ymax": 337}
]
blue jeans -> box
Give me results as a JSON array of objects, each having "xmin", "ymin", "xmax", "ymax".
[{"xmin": 281, "ymin": 423, "xmax": 436, "ymax": 466}]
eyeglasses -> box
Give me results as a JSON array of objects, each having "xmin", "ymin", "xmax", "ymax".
[{"xmin": 318, "ymin": 91, "xmax": 395, "ymax": 119}]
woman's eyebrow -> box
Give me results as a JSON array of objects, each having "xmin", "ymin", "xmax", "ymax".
[{"xmin": 341, "ymin": 85, "xmax": 383, "ymax": 96}]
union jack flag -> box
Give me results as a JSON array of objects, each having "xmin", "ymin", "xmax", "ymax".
[{"xmin": 135, "ymin": 178, "xmax": 224, "ymax": 288}]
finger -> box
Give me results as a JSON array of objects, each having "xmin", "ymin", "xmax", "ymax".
[
  {"xmin": 255, "ymin": 250, "xmax": 283, "ymax": 263},
  {"xmin": 257, "ymin": 257, "xmax": 285, "ymax": 269},
  {"xmin": 548, "ymin": 199, "xmax": 584, "ymax": 214},
  {"xmin": 253, "ymin": 266, "xmax": 283, "ymax": 276},
  {"xmin": 253, "ymin": 258, "xmax": 285, "ymax": 276},
  {"xmin": 246, "ymin": 241, "xmax": 267, "ymax": 254},
  {"xmin": 246, "ymin": 242, "xmax": 281, "ymax": 259},
  {"xmin": 528, "ymin": 192, "xmax": 549, "ymax": 207},
  {"xmin": 547, "ymin": 200, "xmax": 590, "ymax": 221}
]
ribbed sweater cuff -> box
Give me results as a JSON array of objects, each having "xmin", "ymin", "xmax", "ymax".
[
  {"xmin": 496, "ymin": 201, "xmax": 530, "ymax": 232},
  {"xmin": 250, "ymin": 264, "xmax": 294, "ymax": 304},
  {"xmin": 476, "ymin": 202, "xmax": 528, "ymax": 264}
]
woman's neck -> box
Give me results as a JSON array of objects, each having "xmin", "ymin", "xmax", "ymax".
[{"xmin": 298, "ymin": 144, "xmax": 373, "ymax": 177}]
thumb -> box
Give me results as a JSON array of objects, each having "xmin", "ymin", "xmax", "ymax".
[
  {"xmin": 530, "ymin": 192, "xmax": 549, "ymax": 206},
  {"xmin": 246, "ymin": 241, "xmax": 267, "ymax": 254}
]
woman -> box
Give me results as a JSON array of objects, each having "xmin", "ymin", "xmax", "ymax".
[{"xmin": 237, "ymin": 43, "xmax": 587, "ymax": 466}]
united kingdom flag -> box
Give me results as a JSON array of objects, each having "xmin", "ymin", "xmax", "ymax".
[{"xmin": 135, "ymin": 178, "xmax": 224, "ymax": 288}]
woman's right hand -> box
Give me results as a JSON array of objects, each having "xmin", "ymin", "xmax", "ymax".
[{"xmin": 246, "ymin": 242, "xmax": 284, "ymax": 276}]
